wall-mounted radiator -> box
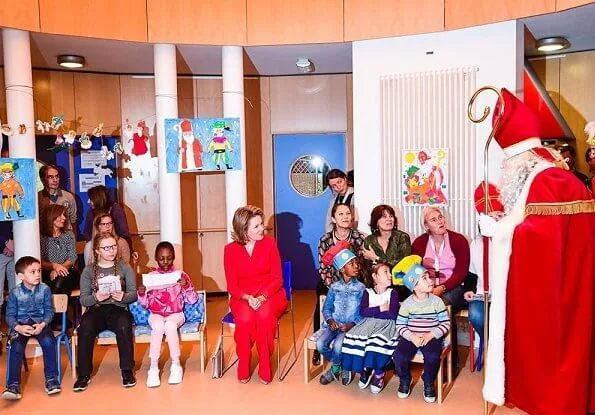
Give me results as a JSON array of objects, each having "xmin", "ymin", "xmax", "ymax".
[{"xmin": 380, "ymin": 67, "xmax": 478, "ymax": 239}]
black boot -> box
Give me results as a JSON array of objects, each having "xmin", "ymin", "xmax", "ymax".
[
  {"xmin": 226, "ymin": 164, "xmax": 232, "ymax": 169},
  {"xmin": 312, "ymin": 350, "xmax": 321, "ymax": 366},
  {"xmin": 17, "ymin": 211, "xmax": 24, "ymax": 218},
  {"xmin": 216, "ymin": 164, "xmax": 221, "ymax": 170}
]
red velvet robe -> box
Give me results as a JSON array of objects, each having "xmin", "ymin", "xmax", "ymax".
[{"xmin": 485, "ymin": 160, "xmax": 595, "ymax": 415}]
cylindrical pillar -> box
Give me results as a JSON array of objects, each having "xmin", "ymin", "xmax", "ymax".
[
  {"xmin": 2, "ymin": 29, "xmax": 40, "ymax": 259},
  {"xmin": 154, "ymin": 44, "xmax": 183, "ymax": 266},
  {"xmin": 222, "ymin": 46, "xmax": 247, "ymax": 241}
]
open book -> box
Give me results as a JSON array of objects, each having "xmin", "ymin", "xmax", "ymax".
[{"xmin": 97, "ymin": 274, "xmax": 122, "ymax": 294}]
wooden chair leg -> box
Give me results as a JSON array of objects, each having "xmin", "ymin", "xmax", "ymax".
[
  {"xmin": 447, "ymin": 349, "xmax": 453, "ymax": 383},
  {"xmin": 200, "ymin": 334, "xmax": 205, "ymax": 373},
  {"xmin": 276, "ymin": 326, "xmax": 281, "ymax": 380},
  {"xmin": 71, "ymin": 335, "xmax": 77, "ymax": 379},
  {"xmin": 438, "ymin": 359, "xmax": 444, "ymax": 403},
  {"xmin": 303, "ymin": 341, "xmax": 310, "ymax": 383},
  {"xmin": 469, "ymin": 325, "xmax": 475, "ymax": 372}
]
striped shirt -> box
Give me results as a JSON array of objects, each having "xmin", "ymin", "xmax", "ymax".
[{"xmin": 396, "ymin": 294, "xmax": 450, "ymax": 341}]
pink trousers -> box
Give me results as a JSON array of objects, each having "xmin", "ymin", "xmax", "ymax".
[{"xmin": 148, "ymin": 312, "xmax": 185, "ymax": 361}]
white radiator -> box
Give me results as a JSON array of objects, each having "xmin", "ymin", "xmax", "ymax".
[{"xmin": 380, "ymin": 68, "xmax": 478, "ymax": 239}]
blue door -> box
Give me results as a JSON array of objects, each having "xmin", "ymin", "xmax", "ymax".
[{"xmin": 274, "ymin": 133, "xmax": 346, "ymax": 290}]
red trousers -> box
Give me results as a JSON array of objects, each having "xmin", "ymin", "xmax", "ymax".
[{"xmin": 230, "ymin": 290, "xmax": 287, "ymax": 382}]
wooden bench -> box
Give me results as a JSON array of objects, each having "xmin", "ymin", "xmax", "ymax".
[{"xmin": 71, "ymin": 290, "xmax": 207, "ymax": 378}]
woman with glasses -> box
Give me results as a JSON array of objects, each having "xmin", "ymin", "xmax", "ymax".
[
  {"xmin": 83, "ymin": 213, "xmax": 131, "ymax": 265},
  {"xmin": 40, "ymin": 204, "xmax": 79, "ymax": 297},
  {"xmin": 82, "ymin": 185, "xmax": 132, "ymax": 249}
]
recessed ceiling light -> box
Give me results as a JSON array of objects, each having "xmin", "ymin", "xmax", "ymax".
[
  {"xmin": 296, "ymin": 57, "xmax": 314, "ymax": 73},
  {"xmin": 57, "ymin": 55, "xmax": 86, "ymax": 69},
  {"xmin": 536, "ymin": 37, "xmax": 570, "ymax": 53}
]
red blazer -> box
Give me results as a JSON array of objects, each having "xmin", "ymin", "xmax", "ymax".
[
  {"xmin": 411, "ymin": 229, "xmax": 470, "ymax": 291},
  {"xmin": 223, "ymin": 235, "xmax": 284, "ymax": 300}
]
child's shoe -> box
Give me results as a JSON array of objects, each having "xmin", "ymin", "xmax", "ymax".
[
  {"xmin": 340, "ymin": 370, "xmax": 352, "ymax": 386},
  {"xmin": 358, "ymin": 368, "xmax": 373, "ymax": 389},
  {"xmin": 397, "ymin": 377, "xmax": 412, "ymax": 398},
  {"xmin": 72, "ymin": 375, "xmax": 91, "ymax": 392},
  {"xmin": 168, "ymin": 363, "xmax": 183, "ymax": 384},
  {"xmin": 122, "ymin": 370, "xmax": 137, "ymax": 388},
  {"xmin": 423, "ymin": 382, "xmax": 437, "ymax": 403},
  {"xmin": 370, "ymin": 373, "xmax": 385, "ymax": 394},
  {"xmin": 146, "ymin": 367, "xmax": 160, "ymax": 388},
  {"xmin": 2, "ymin": 385, "xmax": 21, "ymax": 400},
  {"xmin": 319, "ymin": 365, "xmax": 339, "ymax": 385},
  {"xmin": 45, "ymin": 379, "xmax": 61, "ymax": 395}
]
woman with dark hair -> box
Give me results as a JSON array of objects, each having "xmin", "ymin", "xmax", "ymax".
[
  {"xmin": 82, "ymin": 185, "xmax": 132, "ymax": 248},
  {"xmin": 361, "ymin": 204, "xmax": 412, "ymax": 297},
  {"xmin": 40, "ymin": 204, "xmax": 78, "ymax": 297},
  {"xmin": 223, "ymin": 205, "xmax": 288, "ymax": 384},
  {"xmin": 311, "ymin": 203, "xmax": 365, "ymax": 365}
]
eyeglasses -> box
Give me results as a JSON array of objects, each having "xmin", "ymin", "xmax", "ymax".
[
  {"xmin": 98, "ymin": 245, "xmax": 117, "ymax": 252},
  {"xmin": 99, "ymin": 222, "xmax": 113, "ymax": 227}
]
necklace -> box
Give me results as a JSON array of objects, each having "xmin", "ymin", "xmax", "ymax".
[{"xmin": 333, "ymin": 229, "xmax": 351, "ymax": 242}]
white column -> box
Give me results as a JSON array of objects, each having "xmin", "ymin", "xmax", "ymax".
[
  {"xmin": 2, "ymin": 29, "xmax": 40, "ymax": 259},
  {"xmin": 222, "ymin": 46, "xmax": 247, "ymax": 241},
  {"xmin": 154, "ymin": 44, "xmax": 183, "ymax": 266}
]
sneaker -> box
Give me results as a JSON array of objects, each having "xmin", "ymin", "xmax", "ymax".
[
  {"xmin": 397, "ymin": 378, "xmax": 412, "ymax": 399},
  {"xmin": 168, "ymin": 364, "xmax": 183, "ymax": 385},
  {"xmin": 358, "ymin": 368, "xmax": 373, "ymax": 389},
  {"xmin": 122, "ymin": 370, "xmax": 137, "ymax": 388},
  {"xmin": 340, "ymin": 370, "xmax": 352, "ymax": 386},
  {"xmin": 319, "ymin": 367, "xmax": 338, "ymax": 385},
  {"xmin": 2, "ymin": 385, "xmax": 21, "ymax": 400},
  {"xmin": 73, "ymin": 376, "xmax": 91, "ymax": 392},
  {"xmin": 146, "ymin": 367, "xmax": 160, "ymax": 388},
  {"xmin": 45, "ymin": 379, "xmax": 62, "ymax": 395},
  {"xmin": 311, "ymin": 350, "xmax": 321, "ymax": 366},
  {"xmin": 370, "ymin": 374, "xmax": 385, "ymax": 394},
  {"xmin": 423, "ymin": 382, "xmax": 437, "ymax": 403}
]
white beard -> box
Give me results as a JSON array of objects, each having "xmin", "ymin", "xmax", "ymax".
[{"xmin": 499, "ymin": 152, "xmax": 545, "ymax": 214}]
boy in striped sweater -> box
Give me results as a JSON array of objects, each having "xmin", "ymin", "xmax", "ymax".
[{"xmin": 392, "ymin": 255, "xmax": 450, "ymax": 403}]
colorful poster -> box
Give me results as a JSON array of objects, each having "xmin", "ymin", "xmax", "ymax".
[
  {"xmin": 402, "ymin": 149, "xmax": 448, "ymax": 206},
  {"xmin": 0, "ymin": 158, "xmax": 37, "ymax": 221},
  {"xmin": 164, "ymin": 118, "xmax": 242, "ymax": 173}
]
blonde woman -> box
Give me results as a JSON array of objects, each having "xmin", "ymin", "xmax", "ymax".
[{"xmin": 223, "ymin": 205, "xmax": 288, "ymax": 385}]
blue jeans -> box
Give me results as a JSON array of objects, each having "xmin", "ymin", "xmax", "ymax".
[
  {"xmin": 468, "ymin": 300, "xmax": 484, "ymax": 340},
  {"xmin": 7, "ymin": 320, "xmax": 58, "ymax": 387},
  {"xmin": 316, "ymin": 328, "xmax": 346, "ymax": 365}
]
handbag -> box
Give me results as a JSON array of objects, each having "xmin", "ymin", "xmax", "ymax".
[{"xmin": 211, "ymin": 337, "xmax": 224, "ymax": 379}]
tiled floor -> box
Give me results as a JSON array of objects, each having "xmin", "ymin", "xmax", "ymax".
[{"xmin": 0, "ymin": 291, "xmax": 525, "ymax": 414}]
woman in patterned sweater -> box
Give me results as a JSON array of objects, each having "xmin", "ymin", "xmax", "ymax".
[
  {"xmin": 40, "ymin": 204, "xmax": 78, "ymax": 297},
  {"xmin": 311, "ymin": 203, "xmax": 365, "ymax": 365}
]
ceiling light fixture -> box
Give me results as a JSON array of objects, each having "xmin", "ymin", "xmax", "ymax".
[
  {"xmin": 57, "ymin": 55, "xmax": 86, "ymax": 69},
  {"xmin": 296, "ymin": 57, "xmax": 314, "ymax": 73},
  {"xmin": 535, "ymin": 37, "xmax": 570, "ymax": 53}
]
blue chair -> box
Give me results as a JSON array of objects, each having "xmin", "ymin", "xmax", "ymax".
[
  {"xmin": 217, "ymin": 260, "xmax": 297, "ymax": 380},
  {"xmin": 5, "ymin": 294, "xmax": 73, "ymax": 384}
]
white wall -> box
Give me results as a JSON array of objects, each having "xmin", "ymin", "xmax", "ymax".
[{"xmin": 352, "ymin": 20, "xmax": 524, "ymax": 234}]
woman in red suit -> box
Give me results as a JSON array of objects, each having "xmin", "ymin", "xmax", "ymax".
[{"xmin": 224, "ymin": 205, "xmax": 288, "ymax": 384}]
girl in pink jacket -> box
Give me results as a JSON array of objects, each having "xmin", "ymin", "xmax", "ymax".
[{"xmin": 137, "ymin": 242, "xmax": 198, "ymax": 387}]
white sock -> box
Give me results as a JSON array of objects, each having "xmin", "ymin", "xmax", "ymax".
[
  {"xmin": 172, "ymin": 359, "xmax": 181, "ymax": 367},
  {"xmin": 150, "ymin": 359, "xmax": 159, "ymax": 369}
]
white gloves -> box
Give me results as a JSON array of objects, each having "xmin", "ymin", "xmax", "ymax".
[{"xmin": 478, "ymin": 213, "xmax": 498, "ymax": 237}]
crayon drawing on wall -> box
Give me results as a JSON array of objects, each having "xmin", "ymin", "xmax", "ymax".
[
  {"xmin": 402, "ymin": 149, "xmax": 448, "ymax": 206},
  {"xmin": 165, "ymin": 118, "xmax": 241, "ymax": 173},
  {"xmin": 0, "ymin": 158, "xmax": 37, "ymax": 221}
]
